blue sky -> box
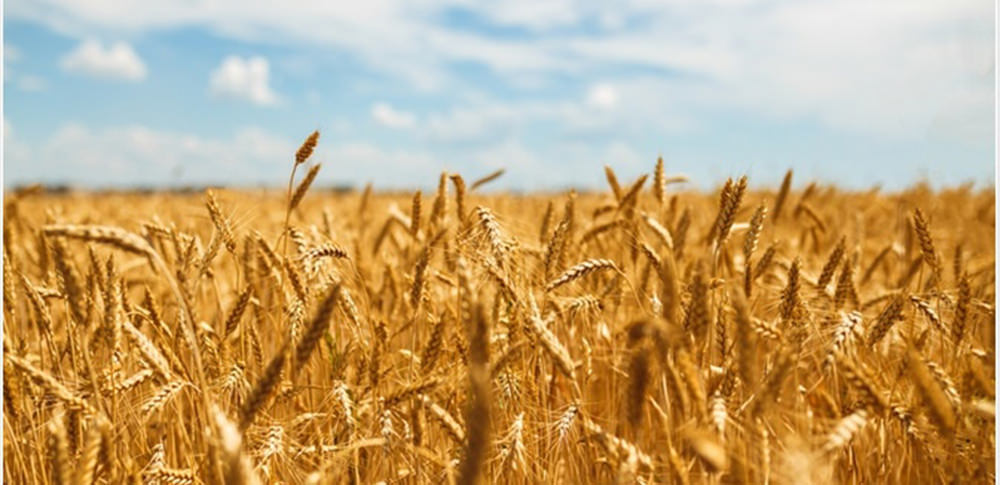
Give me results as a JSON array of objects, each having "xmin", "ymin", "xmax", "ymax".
[{"xmin": 3, "ymin": 0, "xmax": 995, "ymax": 191}]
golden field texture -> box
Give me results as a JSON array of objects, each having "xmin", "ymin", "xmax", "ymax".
[{"xmin": 2, "ymin": 141, "xmax": 996, "ymax": 484}]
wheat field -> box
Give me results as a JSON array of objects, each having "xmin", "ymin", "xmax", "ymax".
[{"xmin": 2, "ymin": 133, "xmax": 996, "ymax": 484}]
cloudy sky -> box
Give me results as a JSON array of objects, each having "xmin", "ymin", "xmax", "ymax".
[{"xmin": 3, "ymin": 0, "xmax": 995, "ymax": 190}]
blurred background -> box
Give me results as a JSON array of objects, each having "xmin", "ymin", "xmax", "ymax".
[{"xmin": 2, "ymin": 0, "xmax": 996, "ymax": 191}]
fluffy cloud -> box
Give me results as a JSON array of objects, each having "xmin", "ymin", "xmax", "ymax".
[
  {"xmin": 420, "ymin": 83, "xmax": 689, "ymax": 144},
  {"xmin": 4, "ymin": 121, "xmax": 587, "ymax": 190},
  {"xmin": 59, "ymin": 39, "xmax": 147, "ymax": 81},
  {"xmin": 209, "ymin": 56, "xmax": 279, "ymax": 106},
  {"xmin": 586, "ymin": 83, "xmax": 618, "ymax": 110},
  {"xmin": 4, "ymin": 119, "xmax": 990, "ymax": 191},
  {"xmin": 4, "ymin": 123, "xmax": 294, "ymax": 186},
  {"xmin": 10, "ymin": 0, "xmax": 990, "ymax": 143},
  {"xmin": 371, "ymin": 102, "xmax": 416, "ymax": 128},
  {"xmin": 424, "ymin": 101, "xmax": 577, "ymax": 142},
  {"xmin": 325, "ymin": 142, "xmax": 443, "ymax": 187},
  {"xmin": 2, "ymin": 123, "xmax": 451, "ymax": 188}
]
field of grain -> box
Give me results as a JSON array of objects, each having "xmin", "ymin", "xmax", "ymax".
[{"xmin": 2, "ymin": 136, "xmax": 996, "ymax": 484}]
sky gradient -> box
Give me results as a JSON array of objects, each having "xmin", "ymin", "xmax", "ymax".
[{"xmin": 3, "ymin": 0, "xmax": 996, "ymax": 191}]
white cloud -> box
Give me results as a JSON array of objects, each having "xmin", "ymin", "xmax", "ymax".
[
  {"xmin": 17, "ymin": 75, "xmax": 48, "ymax": 92},
  {"xmin": 60, "ymin": 39, "xmax": 147, "ymax": 81},
  {"xmin": 326, "ymin": 142, "xmax": 442, "ymax": 187},
  {"xmin": 469, "ymin": 1, "xmax": 582, "ymax": 32},
  {"xmin": 209, "ymin": 56, "xmax": 279, "ymax": 106},
  {"xmin": 4, "ymin": 118, "xmax": 990, "ymax": 191},
  {"xmin": 586, "ymin": 83, "xmax": 618, "ymax": 109},
  {"xmin": 471, "ymin": 139, "xmax": 541, "ymax": 170},
  {"xmin": 4, "ymin": 123, "xmax": 295, "ymax": 186},
  {"xmin": 420, "ymin": 86, "xmax": 693, "ymax": 145},
  {"xmin": 2, "ymin": 122, "xmax": 452, "ymax": 188},
  {"xmin": 10, "ymin": 0, "xmax": 991, "ymax": 145},
  {"xmin": 371, "ymin": 102, "xmax": 416, "ymax": 128},
  {"xmin": 424, "ymin": 101, "xmax": 578, "ymax": 142}
]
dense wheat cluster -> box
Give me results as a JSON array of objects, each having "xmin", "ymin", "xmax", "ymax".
[{"xmin": 2, "ymin": 135, "xmax": 996, "ymax": 484}]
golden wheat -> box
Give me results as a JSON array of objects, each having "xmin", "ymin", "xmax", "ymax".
[{"xmin": 2, "ymin": 133, "xmax": 994, "ymax": 484}]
